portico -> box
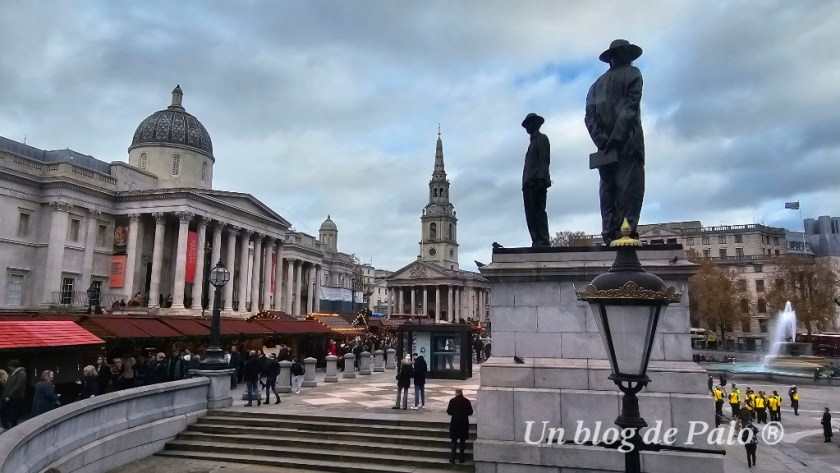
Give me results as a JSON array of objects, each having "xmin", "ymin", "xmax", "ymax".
[{"xmin": 386, "ymin": 260, "xmax": 489, "ymax": 322}]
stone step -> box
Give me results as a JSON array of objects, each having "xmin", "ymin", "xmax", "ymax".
[
  {"xmin": 177, "ymin": 430, "xmax": 472, "ymax": 458},
  {"xmin": 163, "ymin": 439, "xmax": 473, "ymax": 470},
  {"xmin": 156, "ymin": 449, "xmax": 472, "ymax": 473},
  {"xmin": 188, "ymin": 422, "xmax": 471, "ymax": 449},
  {"xmin": 197, "ymin": 415, "xmax": 476, "ymax": 439},
  {"xmin": 212, "ymin": 409, "xmax": 467, "ymax": 430}
]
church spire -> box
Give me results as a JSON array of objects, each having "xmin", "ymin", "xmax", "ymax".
[
  {"xmin": 420, "ymin": 126, "xmax": 459, "ymax": 270},
  {"xmin": 432, "ymin": 125, "xmax": 447, "ymax": 184}
]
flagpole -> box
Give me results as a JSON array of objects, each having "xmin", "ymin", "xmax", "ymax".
[{"xmin": 800, "ymin": 206, "xmax": 805, "ymax": 254}]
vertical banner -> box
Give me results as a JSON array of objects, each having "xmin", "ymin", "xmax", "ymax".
[
  {"xmin": 110, "ymin": 255, "xmax": 126, "ymax": 288},
  {"xmin": 185, "ymin": 230, "xmax": 198, "ymax": 283},
  {"xmin": 270, "ymin": 251, "xmax": 277, "ymax": 293},
  {"xmin": 112, "ymin": 217, "xmax": 129, "ymax": 255}
]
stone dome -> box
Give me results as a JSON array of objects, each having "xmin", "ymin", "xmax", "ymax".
[
  {"xmin": 320, "ymin": 215, "xmax": 338, "ymax": 231},
  {"xmin": 129, "ymin": 85, "xmax": 214, "ymax": 160}
]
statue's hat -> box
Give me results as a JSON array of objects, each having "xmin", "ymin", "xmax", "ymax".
[
  {"xmin": 599, "ymin": 39, "xmax": 643, "ymax": 63},
  {"xmin": 521, "ymin": 112, "xmax": 544, "ymax": 127}
]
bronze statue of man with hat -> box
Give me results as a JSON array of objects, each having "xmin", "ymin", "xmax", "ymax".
[
  {"xmin": 521, "ymin": 112, "xmax": 551, "ymax": 247},
  {"xmin": 585, "ymin": 39, "xmax": 645, "ymax": 246}
]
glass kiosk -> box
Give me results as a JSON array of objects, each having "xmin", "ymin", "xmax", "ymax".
[{"xmin": 396, "ymin": 322, "xmax": 473, "ymax": 379}]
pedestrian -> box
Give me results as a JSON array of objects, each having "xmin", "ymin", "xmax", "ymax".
[
  {"xmin": 712, "ymin": 385, "xmax": 725, "ymax": 417},
  {"xmin": 412, "ymin": 353, "xmax": 427, "ymax": 409},
  {"xmin": 740, "ymin": 422, "xmax": 759, "ymax": 468},
  {"xmin": 754, "ymin": 391, "xmax": 767, "ymax": 424},
  {"xmin": 229, "ymin": 345, "xmax": 241, "ymax": 389},
  {"xmin": 78, "ymin": 365, "xmax": 98, "ymax": 398},
  {"xmin": 264, "ymin": 353, "xmax": 281, "ymax": 405},
  {"xmin": 729, "ymin": 386, "xmax": 740, "ymax": 419},
  {"xmin": 447, "ymin": 388, "xmax": 474, "ymax": 464},
  {"xmin": 788, "ymin": 385, "xmax": 800, "ymax": 415},
  {"xmin": 473, "ymin": 337, "xmax": 484, "ymax": 364},
  {"xmin": 150, "ymin": 352, "xmax": 167, "ymax": 384},
  {"xmin": 243, "ymin": 350, "xmax": 262, "ymax": 406},
  {"xmin": 707, "ymin": 375, "xmax": 714, "ymax": 394},
  {"xmin": 118, "ymin": 357, "xmax": 136, "ymax": 390},
  {"xmin": 822, "ymin": 407, "xmax": 833, "ymax": 442},
  {"xmin": 770, "ymin": 390, "xmax": 782, "ymax": 421},
  {"xmin": 0, "ymin": 369, "xmax": 8, "ymax": 429},
  {"xmin": 166, "ymin": 350, "xmax": 185, "ymax": 381},
  {"xmin": 291, "ymin": 357, "xmax": 305, "ymax": 394},
  {"xmin": 392, "ymin": 356, "xmax": 413, "ymax": 410},
  {"xmin": 31, "ymin": 370, "xmax": 61, "ymax": 418},
  {"xmin": 95, "ymin": 356, "xmax": 112, "ymax": 394},
  {"xmin": 719, "ymin": 374, "xmax": 727, "ymax": 388},
  {"xmin": 2, "ymin": 359, "xmax": 27, "ymax": 428}
]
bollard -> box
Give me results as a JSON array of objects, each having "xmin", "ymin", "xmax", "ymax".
[
  {"xmin": 278, "ymin": 360, "xmax": 292, "ymax": 393},
  {"xmin": 386, "ymin": 348, "xmax": 397, "ymax": 370},
  {"xmin": 303, "ymin": 357, "xmax": 318, "ymax": 387},
  {"xmin": 359, "ymin": 351, "xmax": 372, "ymax": 375},
  {"xmin": 373, "ymin": 350, "xmax": 385, "ymax": 372},
  {"xmin": 343, "ymin": 353, "xmax": 357, "ymax": 378},
  {"xmin": 324, "ymin": 355, "xmax": 339, "ymax": 383}
]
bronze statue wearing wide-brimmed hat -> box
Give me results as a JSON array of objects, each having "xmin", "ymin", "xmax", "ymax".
[
  {"xmin": 521, "ymin": 112, "xmax": 551, "ymax": 247},
  {"xmin": 585, "ymin": 39, "xmax": 646, "ymax": 245}
]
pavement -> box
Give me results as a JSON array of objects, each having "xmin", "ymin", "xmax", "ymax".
[{"xmin": 107, "ymin": 369, "xmax": 840, "ymax": 472}]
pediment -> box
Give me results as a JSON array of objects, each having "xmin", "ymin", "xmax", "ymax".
[
  {"xmin": 638, "ymin": 225, "xmax": 680, "ymax": 239},
  {"xmin": 387, "ymin": 260, "xmax": 451, "ymax": 281},
  {"xmin": 196, "ymin": 190, "xmax": 291, "ymax": 228}
]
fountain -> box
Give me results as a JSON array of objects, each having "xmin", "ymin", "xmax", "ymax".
[{"xmin": 762, "ymin": 301, "xmax": 824, "ymax": 372}]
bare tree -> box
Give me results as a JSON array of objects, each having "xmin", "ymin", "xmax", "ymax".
[
  {"xmin": 765, "ymin": 255, "xmax": 838, "ymax": 337},
  {"xmin": 550, "ymin": 230, "xmax": 590, "ymax": 247},
  {"xmin": 686, "ymin": 250, "xmax": 749, "ymax": 341}
]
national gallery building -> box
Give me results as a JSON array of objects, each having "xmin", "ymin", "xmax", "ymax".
[{"xmin": 0, "ymin": 86, "xmax": 359, "ymax": 316}]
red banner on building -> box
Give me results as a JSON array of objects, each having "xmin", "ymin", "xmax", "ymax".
[
  {"xmin": 185, "ymin": 231, "xmax": 198, "ymax": 283},
  {"xmin": 110, "ymin": 255, "xmax": 126, "ymax": 288},
  {"xmin": 270, "ymin": 251, "xmax": 277, "ymax": 293}
]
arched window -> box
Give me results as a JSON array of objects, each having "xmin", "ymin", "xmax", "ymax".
[
  {"xmin": 757, "ymin": 299, "xmax": 767, "ymax": 313},
  {"xmin": 740, "ymin": 298, "xmax": 750, "ymax": 314},
  {"xmin": 171, "ymin": 154, "xmax": 181, "ymax": 176},
  {"xmin": 201, "ymin": 161, "xmax": 207, "ymax": 182},
  {"xmin": 430, "ymin": 223, "xmax": 437, "ymax": 239},
  {"xmin": 449, "ymin": 223, "xmax": 453, "ymax": 239},
  {"xmin": 434, "ymin": 189, "xmax": 438, "ymax": 197},
  {"xmin": 139, "ymin": 153, "xmax": 148, "ymax": 170}
]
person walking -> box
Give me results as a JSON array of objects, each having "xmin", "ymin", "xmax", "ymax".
[
  {"xmin": 412, "ymin": 353, "xmax": 428, "ymax": 409},
  {"xmin": 473, "ymin": 337, "xmax": 484, "ymax": 364},
  {"xmin": 788, "ymin": 385, "xmax": 800, "ymax": 416},
  {"xmin": 78, "ymin": 365, "xmax": 99, "ymax": 399},
  {"xmin": 740, "ymin": 422, "xmax": 759, "ymax": 468},
  {"xmin": 165, "ymin": 350, "xmax": 185, "ymax": 382},
  {"xmin": 392, "ymin": 356, "xmax": 413, "ymax": 410},
  {"xmin": 95, "ymin": 356, "xmax": 113, "ymax": 394},
  {"xmin": 0, "ymin": 369, "xmax": 8, "ymax": 429},
  {"xmin": 243, "ymin": 350, "xmax": 262, "ymax": 406},
  {"xmin": 291, "ymin": 357, "xmax": 305, "ymax": 394},
  {"xmin": 31, "ymin": 370, "xmax": 61, "ymax": 417},
  {"xmin": 447, "ymin": 388, "xmax": 474, "ymax": 464},
  {"xmin": 229, "ymin": 345, "xmax": 241, "ymax": 389},
  {"xmin": 822, "ymin": 407, "xmax": 833, "ymax": 442},
  {"xmin": 264, "ymin": 353, "xmax": 281, "ymax": 405},
  {"xmin": 2, "ymin": 360, "xmax": 27, "ymax": 428},
  {"xmin": 707, "ymin": 375, "xmax": 714, "ymax": 394},
  {"xmin": 712, "ymin": 385, "xmax": 725, "ymax": 417}
]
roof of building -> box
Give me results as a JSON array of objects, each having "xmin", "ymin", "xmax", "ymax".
[
  {"xmin": 320, "ymin": 215, "xmax": 338, "ymax": 232},
  {"xmin": 0, "ymin": 321, "xmax": 104, "ymax": 350},
  {"xmin": 0, "ymin": 136, "xmax": 112, "ymax": 175},
  {"xmin": 129, "ymin": 85, "xmax": 213, "ymax": 159}
]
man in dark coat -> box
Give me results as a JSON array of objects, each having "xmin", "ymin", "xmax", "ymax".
[
  {"xmin": 412, "ymin": 353, "xmax": 428, "ymax": 409},
  {"xmin": 31, "ymin": 370, "xmax": 61, "ymax": 417},
  {"xmin": 447, "ymin": 389, "xmax": 474, "ymax": 464},
  {"xmin": 264, "ymin": 353, "xmax": 281, "ymax": 405},
  {"xmin": 2, "ymin": 360, "xmax": 27, "ymax": 428},
  {"xmin": 229, "ymin": 345, "xmax": 241, "ymax": 389},
  {"xmin": 521, "ymin": 112, "xmax": 551, "ymax": 247},
  {"xmin": 95, "ymin": 356, "xmax": 113, "ymax": 394},
  {"xmin": 150, "ymin": 352, "xmax": 168, "ymax": 384},
  {"xmin": 585, "ymin": 39, "xmax": 646, "ymax": 245},
  {"xmin": 822, "ymin": 407, "xmax": 833, "ymax": 442},
  {"xmin": 165, "ymin": 350, "xmax": 185, "ymax": 381},
  {"xmin": 392, "ymin": 357, "xmax": 413, "ymax": 410},
  {"xmin": 243, "ymin": 350, "xmax": 263, "ymax": 406}
]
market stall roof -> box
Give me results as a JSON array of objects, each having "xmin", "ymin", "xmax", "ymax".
[
  {"xmin": 255, "ymin": 319, "xmax": 332, "ymax": 334},
  {"xmin": 0, "ymin": 313, "xmax": 81, "ymax": 322},
  {"xmin": 208, "ymin": 318, "xmax": 274, "ymax": 336},
  {"xmin": 80, "ymin": 316, "xmax": 181, "ymax": 339},
  {"xmin": 159, "ymin": 318, "xmax": 210, "ymax": 336},
  {"xmin": 307, "ymin": 313, "xmax": 362, "ymax": 334},
  {"xmin": 0, "ymin": 321, "xmax": 103, "ymax": 350}
]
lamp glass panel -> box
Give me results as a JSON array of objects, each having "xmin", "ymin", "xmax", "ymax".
[
  {"xmin": 209, "ymin": 265, "xmax": 230, "ymax": 287},
  {"xmin": 591, "ymin": 304, "xmax": 658, "ymax": 377}
]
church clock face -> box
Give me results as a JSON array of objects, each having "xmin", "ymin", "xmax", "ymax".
[{"xmin": 428, "ymin": 247, "xmax": 437, "ymax": 257}]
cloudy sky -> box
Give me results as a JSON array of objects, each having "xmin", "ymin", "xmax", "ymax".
[{"xmin": 1, "ymin": 1, "xmax": 838, "ymax": 272}]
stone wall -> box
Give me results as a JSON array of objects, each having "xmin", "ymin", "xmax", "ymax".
[{"xmin": 0, "ymin": 377, "xmax": 217, "ymax": 473}]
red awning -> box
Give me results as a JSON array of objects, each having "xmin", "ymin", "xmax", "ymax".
[
  {"xmin": 82, "ymin": 317, "xmax": 180, "ymax": 338},
  {"xmin": 255, "ymin": 319, "xmax": 332, "ymax": 334},
  {"xmin": 0, "ymin": 321, "xmax": 104, "ymax": 350},
  {"xmin": 160, "ymin": 318, "xmax": 210, "ymax": 336},
  {"xmin": 217, "ymin": 319, "xmax": 273, "ymax": 335}
]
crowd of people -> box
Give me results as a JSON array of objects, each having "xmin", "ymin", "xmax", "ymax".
[{"xmin": 225, "ymin": 345, "xmax": 307, "ymax": 406}]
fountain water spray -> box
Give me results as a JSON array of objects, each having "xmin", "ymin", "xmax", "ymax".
[{"xmin": 766, "ymin": 301, "xmax": 797, "ymax": 359}]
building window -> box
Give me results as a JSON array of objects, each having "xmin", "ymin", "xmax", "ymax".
[
  {"xmin": 171, "ymin": 154, "xmax": 181, "ymax": 176},
  {"xmin": 741, "ymin": 320, "xmax": 751, "ymax": 333},
  {"xmin": 736, "ymin": 248, "xmax": 744, "ymax": 258},
  {"xmin": 6, "ymin": 273, "xmax": 24, "ymax": 305},
  {"xmin": 60, "ymin": 277, "xmax": 74, "ymax": 305},
  {"xmin": 754, "ymin": 265, "xmax": 763, "ymax": 273},
  {"xmin": 737, "ymin": 279, "xmax": 747, "ymax": 291},
  {"xmin": 68, "ymin": 218, "xmax": 81, "ymax": 243},
  {"xmin": 433, "ymin": 189, "xmax": 438, "ymax": 197},
  {"xmin": 667, "ymin": 238, "xmax": 677, "ymax": 245},
  {"xmin": 449, "ymin": 223, "xmax": 453, "ymax": 240},
  {"xmin": 775, "ymin": 249, "xmax": 780, "ymax": 256},
  {"xmin": 702, "ymin": 236, "xmax": 710, "ymax": 245},
  {"xmin": 651, "ymin": 239, "xmax": 664, "ymax": 245},
  {"xmin": 430, "ymin": 223, "xmax": 437, "ymax": 239},
  {"xmin": 734, "ymin": 234, "xmax": 743, "ymax": 243},
  {"xmin": 718, "ymin": 235, "xmax": 727, "ymax": 244},
  {"xmin": 201, "ymin": 161, "xmax": 207, "ymax": 182},
  {"xmin": 719, "ymin": 248, "xmax": 727, "ymax": 258},
  {"xmin": 759, "ymin": 319, "xmax": 768, "ymax": 333},
  {"xmin": 773, "ymin": 237, "xmax": 779, "ymax": 245},
  {"xmin": 139, "ymin": 153, "xmax": 148, "ymax": 170},
  {"xmin": 686, "ymin": 237, "xmax": 694, "ymax": 246},
  {"xmin": 740, "ymin": 298, "xmax": 750, "ymax": 314},
  {"xmin": 702, "ymin": 249, "xmax": 710, "ymax": 258},
  {"xmin": 17, "ymin": 212, "xmax": 31, "ymax": 239},
  {"xmin": 757, "ymin": 299, "xmax": 767, "ymax": 313},
  {"xmin": 96, "ymin": 224, "xmax": 108, "ymax": 247},
  {"xmin": 756, "ymin": 279, "xmax": 765, "ymax": 292}
]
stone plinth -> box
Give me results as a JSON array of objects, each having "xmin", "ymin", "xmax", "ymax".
[
  {"xmin": 324, "ymin": 355, "xmax": 339, "ymax": 383},
  {"xmin": 359, "ymin": 351, "xmax": 372, "ymax": 375},
  {"xmin": 475, "ymin": 246, "xmax": 724, "ymax": 473},
  {"xmin": 191, "ymin": 368, "xmax": 235, "ymax": 409},
  {"xmin": 385, "ymin": 348, "xmax": 396, "ymax": 370},
  {"xmin": 303, "ymin": 357, "xmax": 318, "ymax": 387},
  {"xmin": 278, "ymin": 360, "xmax": 292, "ymax": 393},
  {"xmin": 373, "ymin": 350, "xmax": 385, "ymax": 372},
  {"xmin": 343, "ymin": 353, "xmax": 357, "ymax": 378}
]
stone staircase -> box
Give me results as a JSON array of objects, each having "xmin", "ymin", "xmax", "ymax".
[{"xmin": 156, "ymin": 410, "xmax": 476, "ymax": 472}]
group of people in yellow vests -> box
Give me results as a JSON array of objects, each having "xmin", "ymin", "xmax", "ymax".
[{"xmin": 712, "ymin": 383, "xmax": 800, "ymax": 425}]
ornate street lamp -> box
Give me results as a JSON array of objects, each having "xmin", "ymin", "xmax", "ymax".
[
  {"xmin": 200, "ymin": 260, "xmax": 231, "ymax": 369},
  {"xmin": 86, "ymin": 282, "xmax": 101, "ymax": 314},
  {"xmin": 577, "ymin": 220, "xmax": 681, "ymax": 473}
]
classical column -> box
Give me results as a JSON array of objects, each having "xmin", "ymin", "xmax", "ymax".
[
  {"xmin": 410, "ymin": 287, "xmax": 416, "ymax": 315},
  {"xmin": 42, "ymin": 201, "xmax": 72, "ymax": 303},
  {"xmin": 455, "ymin": 286, "xmax": 461, "ymax": 321},
  {"xmin": 294, "ymin": 260, "xmax": 303, "ymax": 316},
  {"xmin": 314, "ymin": 264, "xmax": 322, "ymax": 312},
  {"xmin": 190, "ymin": 216, "xmax": 209, "ymax": 309},
  {"xmin": 306, "ymin": 264, "xmax": 315, "ymax": 315},
  {"xmin": 273, "ymin": 240, "xmax": 284, "ymax": 309},
  {"xmin": 171, "ymin": 211, "xmax": 193, "ymax": 309},
  {"xmin": 223, "ymin": 226, "xmax": 238, "ymax": 311},
  {"xmin": 480, "ymin": 289, "xmax": 487, "ymax": 321},
  {"xmin": 250, "ymin": 233, "xmax": 263, "ymax": 311},
  {"xmin": 211, "ymin": 223, "xmax": 222, "ymax": 268},
  {"xmin": 387, "ymin": 288, "xmax": 393, "ymax": 315},
  {"xmin": 435, "ymin": 286, "xmax": 441, "ymax": 322},
  {"xmin": 397, "ymin": 287, "xmax": 404, "ymax": 314},
  {"xmin": 148, "ymin": 212, "xmax": 166, "ymax": 306},
  {"xmin": 262, "ymin": 237, "xmax": 273, "ymax": 309},
  {"xmin": 285, "ymin": 259, "xmax": 295, "ymax": 314},
  {"xmin": 422, "ymin": 286, "xmax": 428, "ymax": 317},
  {"xmin": 447, "ymin": 285, "xmax": 454, "ymax": 322},
  {"xmin": 237, "ymin": 228, "xmax": 252, "ymax": 312},
  {"xmin": 80, "ymin": 209, "xmax": 100, "ymax": 289},
  {"xmin": 122, "ymin": 214, "xmax": 140, "ymax": 298}
]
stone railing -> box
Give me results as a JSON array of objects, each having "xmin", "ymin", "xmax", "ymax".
[{"xmin": 0, "ymin": 371, "xmax": 232, "ymax": 473}]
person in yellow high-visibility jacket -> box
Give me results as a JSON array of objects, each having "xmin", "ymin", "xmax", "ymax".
[
  {"xmin": 729, "ymin": 389, "xmax": 741, "ymax": 418},
  {"xmin": 754, "ymin": 391, "xmax": 767, "ymax": 424},
  {"xmin": 770, "ymin": 390, "xmax": 783, "ymax": 421},
  {"xmin": 790, "ymin": 386, "xmax": 800, "ymax": 416},
  {"xmin": 713, "ymin": 385, "xmax": 725, "ymax": 416},
  {"xmin": 746, "ymin": 388, "xmax": 757, "ymax": 421}
]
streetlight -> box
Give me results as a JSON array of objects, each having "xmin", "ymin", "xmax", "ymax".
[
  {"xmin": 86, "ymin": 282, "xmax": 100, "ymax": 314},
  {"xmin": 577, "ymin": 220, "xmax": 681, "ymax": 473},
  {"xmin": 201, "ymin": 242, "xmax": 212, "ymax": 310},
  {"xmin": 199, "ymin": 260, "xmax": 231, "ymax": 369}
]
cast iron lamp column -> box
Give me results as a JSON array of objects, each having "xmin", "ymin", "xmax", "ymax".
[
  {"xmin": 200, "ymin": 260, "xmax": 231, "ymax": 369},
  {"xmin": 577, "ymin": 220, "xmax": 681, "ymax": 473}
]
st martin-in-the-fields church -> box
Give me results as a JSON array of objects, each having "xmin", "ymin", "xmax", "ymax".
[{"xmin": 385, "ymin": 132, "xmax": 489, "ymax": 322}]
